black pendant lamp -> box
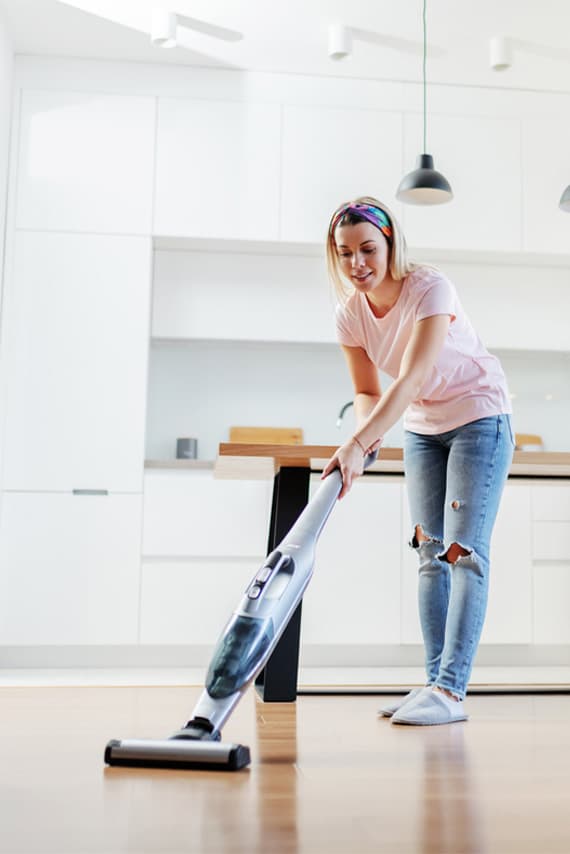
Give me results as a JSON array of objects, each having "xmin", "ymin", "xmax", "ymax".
[{"xmin": 396, "ymin": 0, "xmax": 453, "ymax": 205}]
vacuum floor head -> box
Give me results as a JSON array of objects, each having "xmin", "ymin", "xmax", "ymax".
[{"xmin": 104, "ymin": 737, "xmax": 251, "ymax": 771}]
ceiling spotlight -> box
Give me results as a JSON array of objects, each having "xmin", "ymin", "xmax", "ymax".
[
  {"xmin": 149, "ymin": 8, "xmax": 243, "ymax": 49},
  {"xmin": 151, "ymin": 9, "xmax": 177, "ymax": 48},
  {"xmin": 489, "ymin": 36, "xmax": 512, "ymax": 71},
  {"xmin": 328, "ymin": 23, "xmax": 352, "ymax": 60}
]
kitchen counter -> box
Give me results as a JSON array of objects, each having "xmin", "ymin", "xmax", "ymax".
[
  {"xmin": 145, "ymin": 447, "xmax": 570, "ymax": 477},
  {"xmin": 145, "ymin": 459, "xmax": 214, "ymax": 470},
  {"xmin": 209, "ymin": 445, "xmax": 570, "ymax": 478}
]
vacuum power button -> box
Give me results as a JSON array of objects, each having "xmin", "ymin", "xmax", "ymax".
[{"xmin": 247, "ymin": 585, "xmax": 262, "ymax": 599}]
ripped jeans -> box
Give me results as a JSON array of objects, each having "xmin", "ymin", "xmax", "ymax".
[{"xmin": 404, "ymin": 415, "xmax": 514, "ymax": 700}]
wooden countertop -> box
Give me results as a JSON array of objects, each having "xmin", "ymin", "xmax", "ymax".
[{"xmin": 213, "ymin": 444, "xmax": 570, "ymax": 479}]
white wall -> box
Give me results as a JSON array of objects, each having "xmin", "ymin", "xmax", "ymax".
[
  {"xmin": 0, "ymin": 12, "xmax": 13, "ymax": 306},
  {"xmin": 144, "ymin": 340, "xmax": 570, "ymax": 460},
  {"xmin": 147, "ymin": 244, "xmax": 570, "ymax": 458},
  {"xmin": 144, "ymin": 338, "xmax": 404, "ymax": 460},
  {"xmin": 498, "ymin": 349, "xmax": 570, "ymax": 450},
  {"xmin": 0, "ymin": 13, "xmax": 13, "ymax": 492}
]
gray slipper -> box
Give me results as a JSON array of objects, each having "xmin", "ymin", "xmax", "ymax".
[
  {"xmin": 391, "ymin": 689, "xmax": 468, "ymax": 726},
  {"xmin": 378, "ymin": 687, "xmax": 423, "ymax": 718}
]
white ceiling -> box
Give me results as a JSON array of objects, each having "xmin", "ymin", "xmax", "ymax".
[{"xmin": 1, "ymin": 0, "xmax": 570, "ymax": 93}]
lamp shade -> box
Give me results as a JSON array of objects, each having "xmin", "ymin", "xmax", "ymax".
[
  {"xmin": 559, "ymin": 185, "xmax": 570, "ymax": 212},
  {"xmin": 396, "ymin": 154, "xmax": 453, "ymax": 205}
]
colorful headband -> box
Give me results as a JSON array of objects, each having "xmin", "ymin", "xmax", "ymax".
[{"xmin": 330, "ymin": 203, "xmax": 393, "ymax": 241}]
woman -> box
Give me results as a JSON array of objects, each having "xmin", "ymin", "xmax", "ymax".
[{"xmin": 322, "ymin": 196, "xmax": 514, "ymax": 725}]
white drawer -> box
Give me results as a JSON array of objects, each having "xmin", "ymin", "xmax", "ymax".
[
  {"xmin": 140, "ymin": 558, "xmax": 257, "ymax": 645},
  {"xmin": 533, "ymin": 562, "xmax": 570, "ymax": 644},
  {"xmin": 532, "ymin": 521, "xmax": 570, "ymax": 560},
  {"xmin": 142, "ymin": 470, "xmax": 272, "ymax": 558},
  {"xmin": 532, "ymin": 484, "xmax": 570, "ymax": 521}
]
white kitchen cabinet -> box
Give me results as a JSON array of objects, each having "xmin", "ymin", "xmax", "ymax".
[
  {"xmin": 522, "ymin": 117, "xmax": 570, "ymax": 255},
  {"xmin": 531, "ymin": 483, "xmax": 570, "ymax": 562},
  {"xmin": 400, "ymin": 490, "xmax": 421, "ymax": 645},
  {"xmin": 533, "ymin": 522, "xmax": 570, "ymax": 561},
  {"xmin": 402, "ymin": 113, "xmax": 522, "ymax": 252},
  {"xmin": 154, "ymin": 98, "xmax": 281, "ymax": 240},
  {"xmin": 142, "ymin": 469, "xmax": 272, "ymax": 558},
  {"xmin": 280, "ymin": 105, "xmax": 403, "ymax": 244},
  {"xmin": 0, "ymin": 492, "xmax": 142, "ymax": 644},
  {"xmin": 530, "ymin": 484, "xmax": 570, "ymax": 642},
  {"xmin": 1, "ymin": 232, "xmax": 152, "ymax": 493},
  {"xmin": 16, "ymin": 90, "xmax": 155, "ymax": 234},
  {"xmin": 140, "ymin": 469, "xmax": 273, "ymax": 646},
  {"xmin": 137, "ymin": 469, "xmax": 566, "ymax": 661},
  {"xmin": 140, "ymin": 558, "xmax": 258, "ymax": 645},
  {"xmin": 151, "ymin": 247, "xmax": 336, "ymax": 343},
  {"xmin": 300, "ymin": 476, "xmax": 401, "ymax": 646},
  {"xmin": 140, "ymin": 471, "xmax": 401, "ymax": 650},
  {"xmin": 447, "ymin": 261, "xmax": 570, "ymax": 352},
  {"xmin": 531, "ymin": 483, "xmax": 570, "ymax": 522},
  {"xmin": 533, "ymin": 562, "xmax": 570, "ymax": 644},
  {"xmin": 400, "ymin": 483, "xmax": 533, "ymax": 644},
  {"xmin": 481, "ymin": 484, "xmax": 532, "ymax": 643}
]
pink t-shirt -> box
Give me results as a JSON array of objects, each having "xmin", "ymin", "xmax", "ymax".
[{"xmin": 335, "ymin": 266, "xmax": 511, "ymax": 434}]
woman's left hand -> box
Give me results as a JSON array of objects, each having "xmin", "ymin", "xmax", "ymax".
[{"xmin": 321, "ymin": 438, "xmax": 366, "ymax": 499}]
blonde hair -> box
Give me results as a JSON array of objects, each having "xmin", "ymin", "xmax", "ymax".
[{"xmin": 326, "ymin": 196, "xmax": 417, "ymax": 304}]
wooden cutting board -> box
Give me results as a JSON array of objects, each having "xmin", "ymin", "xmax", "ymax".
[{"xmin": 229, "ymin": 426, "xmax": 304, "ymax": 445}]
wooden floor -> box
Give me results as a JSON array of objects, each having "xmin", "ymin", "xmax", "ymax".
[{"xmin": 1, "ymin": 686, "xmax": 570, "ymax": 854}]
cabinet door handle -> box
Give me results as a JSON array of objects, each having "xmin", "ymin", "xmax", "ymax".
[{"xmin": 72, "ymin": 489, "xmax": 109, "ymax": 496}]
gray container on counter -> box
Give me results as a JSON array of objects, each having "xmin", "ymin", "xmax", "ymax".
[{"xmin": 176, "ymin": 437, "xmax": 198, "ymax": 459}]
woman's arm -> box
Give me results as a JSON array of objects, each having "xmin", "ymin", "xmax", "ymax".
[
  {"xmin": 324, "ymin": 314, "xmax": 451, "ymax": 497},
  {"xmin": 340, "ymin": 344, "xmax": 381, "ymax": 428}
]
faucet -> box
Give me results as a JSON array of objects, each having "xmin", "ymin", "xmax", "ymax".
[{"xmin": 336, "ymin": 400, "xmax": 354, "ymax": 428}]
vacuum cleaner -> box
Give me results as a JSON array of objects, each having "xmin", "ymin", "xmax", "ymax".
[{"xmin": 104, "ymin": 451, "xmax": 376, "ymax": 772}]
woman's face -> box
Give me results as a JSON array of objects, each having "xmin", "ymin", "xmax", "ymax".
[{"xmin": 334, "ymin": 221, "xmax": 391, "ymax": 294}]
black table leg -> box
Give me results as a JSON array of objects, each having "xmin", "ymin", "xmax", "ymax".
[{"xmin": 255, "ymin": 465, "xmax": 311, "ymax": 702}]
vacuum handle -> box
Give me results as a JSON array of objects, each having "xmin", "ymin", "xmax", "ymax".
[
  {"xmin": 362, "ymin": 449, "xmax": 379, "ymax": 470},
  {"xmin": 283, "ymin": 449, "xmax": 379, "ymax": 546}
]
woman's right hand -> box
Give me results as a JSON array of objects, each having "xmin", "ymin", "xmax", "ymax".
[{"xmin": 321, "ymin": 438, "xmax": 366, "ymax": 499}]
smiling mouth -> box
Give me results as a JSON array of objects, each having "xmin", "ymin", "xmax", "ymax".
[{"xmin": 353, "ymin": 272, "xmax": 372, "ymax": 282}]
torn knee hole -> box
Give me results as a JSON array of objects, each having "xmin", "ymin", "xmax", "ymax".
[
  {"xmin": 414, "ymin": 524, "xmax": 430, "ymax": 544},
  {"xmin": 410, "ymin": 525, "xmax": 441, "ymax": 549},
  {"xmin": 440, "ymin": 542, "xmax": 471, "ymax": 564}
]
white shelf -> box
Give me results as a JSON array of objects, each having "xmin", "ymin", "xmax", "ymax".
[{"xmin": 153, "ymin": 234, "xmax": 570, "ymax": 268}]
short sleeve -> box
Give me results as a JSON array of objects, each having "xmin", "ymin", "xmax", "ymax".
[
  {"xmin": 415, "ymin": 273, "xmax": 457, "ymax": 323},
  {"xmin": 335, "ymin": 303, "xmax": 361, "ymax": 347}
]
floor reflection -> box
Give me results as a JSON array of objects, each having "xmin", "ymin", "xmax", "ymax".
[
  {"xmin": 419, "ymin": 723, "xmax": 487, "ymax": 854},
  {"xmin": 254, "ymin": 697, "xmax": 299, "ymax": 853}
]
